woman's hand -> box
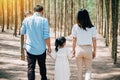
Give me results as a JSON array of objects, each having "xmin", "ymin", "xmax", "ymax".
[{"xmin": 92, "ymin": 51, "xmax": 96, "ymax": 59}]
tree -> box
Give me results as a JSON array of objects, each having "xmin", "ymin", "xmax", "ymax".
[
  {"xmin": 0, "ymin": 0, "xmax": 2, "ymax": 27},
  {"xmin": 70, "ymin": 0, "xmax": 74, "ymax": 34},
  {"xmin": 111, "ymin": 0, "xmax": 119, "ymax": 64},
  {"xmin": 60, "ymin": 0, "xmax": 63, "ymax": 36},
  {"xmin": 13, "ymin": 0, "xmax": 18, "ymax": 36},
  {"xmin": 64, "ymin": 0, "xmax": 67, "ymax": 36},
  {"xmin": 10, "ymin": 0, "xmax": 14, "ymax": 30},
  {"xmin": 105, "ymin": 0, "xmax": 110, "ymax": 46},
  {"xmin": 7, "ymin": 0, "xmax": 10, "ymax": 29},
  {"xmin": 20, "ymin": 0, "xmax": 25, "ymax": 61},
  {"xmin": 54, "ymin": 0, "xmax": 57, "ymax": 38},
  {"xmin": 1, "ymin": 0, "xmax": 5, "ymax": 32}
]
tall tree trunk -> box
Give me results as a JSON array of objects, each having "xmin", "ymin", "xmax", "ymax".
[
  {"xmin": 105, "ymin": 0, "xmax": 110, "ymax": 46},
  {"xmin": 97, "ymin": 0, "xmax": 100, "ymax": 33},
  {"xmin": 14, "ymin": 0, "xmax": 18, "ymax": 36},
  {"xmin": 20, "ymin": 0, "xmax": 25, "ymax": 61},
  {"xmin": 101, "ymin": 0, "xmax": 103, "ymax": 35},
  {"xmin": 109, "ymin": 0, "xmax": 113, "ymax": 58},
  {"xmin": 54, "ymin": 0, "xmax": 57, "ymax": 38},
  {"xmin": 28, "ymin": 0, "xmax": 30, "ymax": 11},
  {"xmin": 10, "ymin": 0, "xmax": 14, "ymax": 30},
  {"xmin": 103, "ymin": 19, "xmax": 106, "ymax": 38},
  {"xmin": 64, "ymin": 0, "xmax": 67, "ymax": 36},
  {"xmin": 31, "ymin": 0, "xmax": 34, "ymax": 11},
  {"xmin": 99, "ymin": 0, "xmax": 103, "ymax": 35},
  {"xmin": 47, "ymin": 0, "xmax": 50, "ymax": 24},
  {"xmin": 60, "ymin": 0, "xmax": 63, "ymax": 36},
  {"xmin": 57, "ymin": 0, "xmax": 60, "ymax": 37},
  {"xmin": 118, "ymin": 21, "xmax": 120, "ymax": 35},
  {"xmin": 0, "ymin": 0, "xmax": 2, "ymax": 27},
  {"xmin": 24, "ymin": 0, "xmax": 27, "ymax": 12},
  {"xmin": 111, "ymin": 0, "xmax": 119, "ymax": 64},
  {"xmin": 7, "ymin": 0, "xmax": 10, "ymax": 29},
  {"xmin": 43, "ymin": 0, "xmax": 46, "ymax": 17},
  {"xmin": 78, "ymin": 0, "xmax": 81, "ymax": 9},
  {"xmin": 1, "ymin": 0, "xmax": 5, "ymax": 32},
  {"xmin": 70, "ymin": 0, "xmax": 73, "ymax": 34}
]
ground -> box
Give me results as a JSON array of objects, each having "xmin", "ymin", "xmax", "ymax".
[{"xmin": 0, "ymin": 30, "xmax": 120, "ymax": 80}]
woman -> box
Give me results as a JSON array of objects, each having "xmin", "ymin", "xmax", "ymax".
[{"xmin": 72, "ymin": 9, "xmax": 96, "ymax": 80}]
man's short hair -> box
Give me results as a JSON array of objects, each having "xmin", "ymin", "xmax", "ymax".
[{"xmin": 34, "ymin": 5, "xmax": 43, "ymax": 12}]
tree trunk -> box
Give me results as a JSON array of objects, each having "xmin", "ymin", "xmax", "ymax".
[
  {"xmin": 0, "ymin": 0, "xmax": 2, "ymax": 26},
  {"xmin": 43, "ymin": 0, "xmax": 46, "ymax": 17},
  {"xmin": 20, "ymin": 0, "xmax": 25, "ymax": 61},
  {"xmin": 99, "ymin": 0, "xmax": 103, "ymax": 35},
  {"xmin": 28, "ymin": 0, "xmax": 30, "ymax": 11},
  {"xmin": 1, "ymin": 0, "xmax": 5, "ymax": 32},
  {"xmin": 60, "ymin": 0, "xmax": 63, "ymax": 36},
  {"xmin": 64, "ymin": 0, "xmax": 67, "ymax": 36},
  {"xmin": 105, "ymin": 0, "xmax": 110, "ymax": 46},
  {"xmin": 70, "ymin": 0, "xmax": 73, "ymax": 34},
  {"xmin": 54, "ymin": 0, "xmax": 57, "ymax": 38},
  {"xmin": 111, "ymin": 0, "xmax": 119, "ymax": 64},
  {"xmin": 13, "ymin": 0, "xmax": 18, "ymax": 36},
  {"xmin": 78, "ymin": 0, "xmax": 81, "ymax": 9},
  {"xmin": 47, "ymin": 0, "xmax": 50, "ymax": 24},
  {"xmin": 10, "ymin": 0, "xmax": 14, "ymax": 30},
  {"xmin": 7, "ymin": 0, "xmax": 10, "ymax": 29},
  {"xmin": 97, "ymin": 0, "xmax": 100, "ymax": 33}
]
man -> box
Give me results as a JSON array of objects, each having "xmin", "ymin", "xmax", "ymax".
[{"xmin": 21, "ymin": 5, "xmax": 51, "ymax": 80}]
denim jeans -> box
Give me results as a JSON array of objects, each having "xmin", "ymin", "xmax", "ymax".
[{"xmin": 27, "ymin": 51, "xmax": 47, "ymax": 80}]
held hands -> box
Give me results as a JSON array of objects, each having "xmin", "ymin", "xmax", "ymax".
[
  {"xmin": 46, "ymin": 47, "xmax": 51, "ymax": 56},
  {"xmin": 72, "ymin": 50, "xmax": 75, "ymax": 58}
]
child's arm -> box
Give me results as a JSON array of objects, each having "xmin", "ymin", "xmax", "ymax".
[
  {"xmin": 66, "ymin": 48, "xmax": 73, "ymax": 59},
  {"xmin": 47, "ymin": 51, "xmax": 56, "ymax": 60}
]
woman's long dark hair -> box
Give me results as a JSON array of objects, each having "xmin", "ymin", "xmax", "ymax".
[
  {"xmin": 55, "ymin": 37, "xmax": 66, "ymax": 52},
  {"xmin": 77, "ymin": 9, "xmax": 94, "ymax": 30}
]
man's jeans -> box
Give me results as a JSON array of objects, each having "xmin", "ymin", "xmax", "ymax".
[{"xmin": 27, "ymin": 51, "xmax": 47, "ymax": 80}]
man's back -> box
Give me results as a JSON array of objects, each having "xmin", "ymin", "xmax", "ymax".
[{"xmin": 21, "ymin": 12, "xmax": 50, "ymax": 55}]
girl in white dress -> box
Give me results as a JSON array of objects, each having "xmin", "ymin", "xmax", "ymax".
[{"xmin": 49, "ymin": 37, "xmax": 71, "ymax": 80}]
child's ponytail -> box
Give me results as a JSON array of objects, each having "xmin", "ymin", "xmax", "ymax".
[
  {"xmin": 55, "ymin": 37, "xmax": 66, "ymax": 52},
  {"xmin": 55, "ymin": 39, "xmax": 59, "ymax": 52}
]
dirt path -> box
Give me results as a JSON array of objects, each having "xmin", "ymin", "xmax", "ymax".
[{"xmin": 0, "ymin": 31, "xmax": 120, "ymax": 80}]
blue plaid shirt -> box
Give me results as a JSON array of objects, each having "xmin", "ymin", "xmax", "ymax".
[{"xmin": 21, "ymin": 12, "xmax": 50, "ymax": 55}]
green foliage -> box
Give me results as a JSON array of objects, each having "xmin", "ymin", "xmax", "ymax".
[{"xmin": 86, "ymin": 0, "xmax": 96, "ymax": 20}]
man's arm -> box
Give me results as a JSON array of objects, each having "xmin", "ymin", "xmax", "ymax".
[
  {"xmin": 45, "ymin": 37, "xmax": 51, "ymax": 53},
  {"xmin": 43, "ymin": 19, "xmax": 51, "ymax": 53}
]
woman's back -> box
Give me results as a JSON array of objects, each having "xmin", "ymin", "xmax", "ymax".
[{"xmin": 72, "ymin": 24, "xmax": 96, "ymax": 45}]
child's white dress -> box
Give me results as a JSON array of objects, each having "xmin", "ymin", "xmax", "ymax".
[{"xmin": 51, "ymin": 47, "xmax": 71, "ymax": 80}]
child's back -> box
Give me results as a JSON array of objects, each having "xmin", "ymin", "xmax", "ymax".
[
  {"xmin": 53, "ymin": 47, "xmax": 70, "ymax": 80},
  {"xmin": 49, "ymin": 37, "xmax": 71, "ymax": 80}
]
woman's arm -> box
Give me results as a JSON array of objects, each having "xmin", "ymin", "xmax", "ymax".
[
  {"xmin": 72, "ymin": 37, "xmax": 77, "ymax": 57},
  {"xmin": 92, "ymin": 37, "xmax": 96, "ymax": 59}
]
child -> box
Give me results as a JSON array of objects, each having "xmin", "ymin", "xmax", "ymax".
[
  {"xmin": 24, "ymin": 11, "xmax": 33, "ymax": 17},
  {"xmin": 48, "ymin": 37, "xmax": 71, "ymax": 80}
]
